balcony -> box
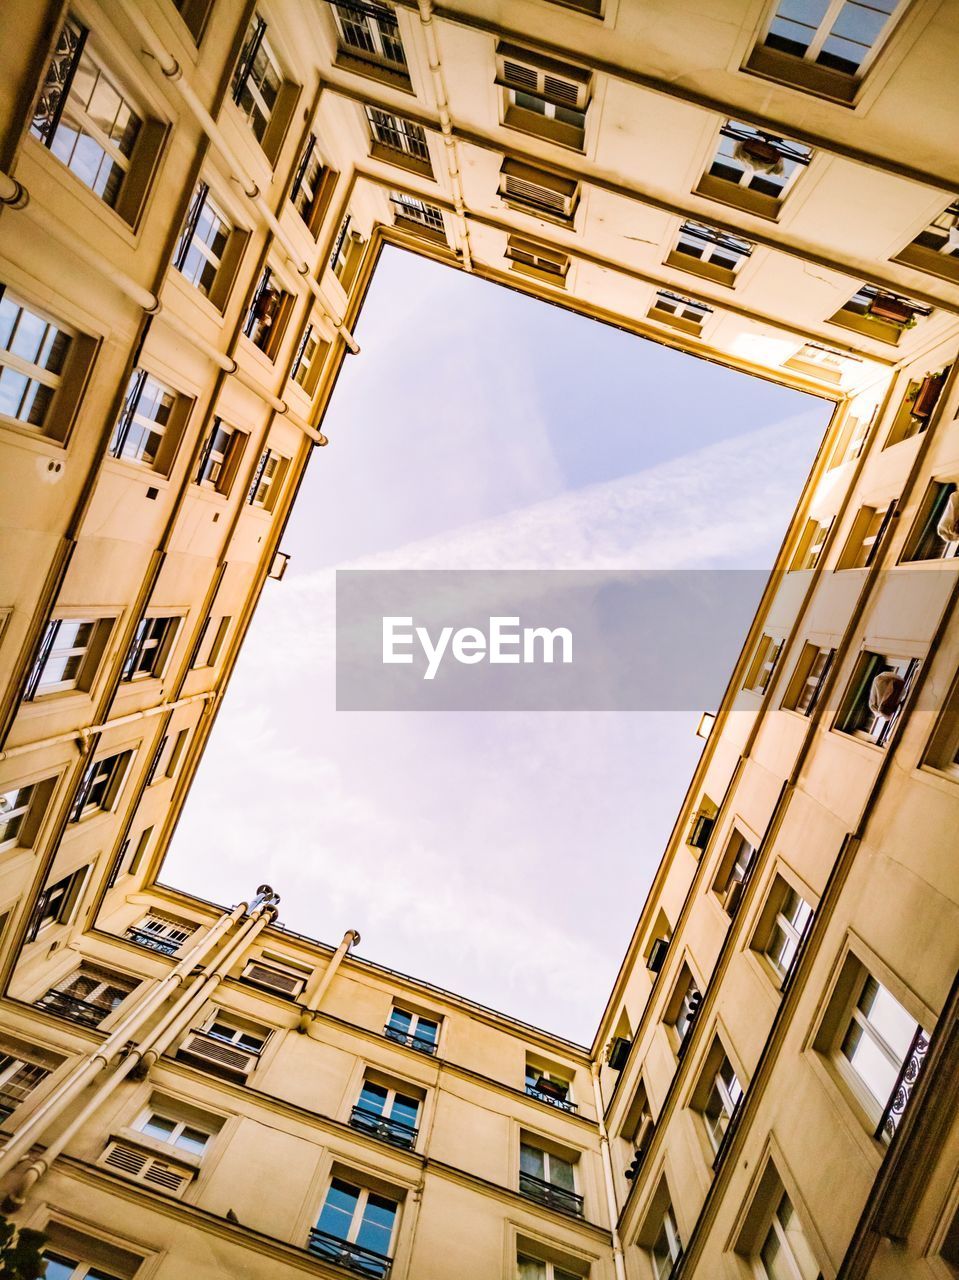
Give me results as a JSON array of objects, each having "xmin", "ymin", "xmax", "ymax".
[
  {"xmin": 525, "ymin": 1082, "xmax": 578, "ymax": 1114},
  {"xmin": 383, "ymin": 1025, "xmax": 437, "ymax": 1056},
  {"xmin": 519, "ymin": 1171, "xmax": 584, "ymax": 1218},
  {"xmin": 349, "ymin": 1105, "xmax": 418, "ymax": 1150},
  {"xmin": 34, "ymin": 989, "xmax": 116, "ymax": 1028},
  {"xmin": 307, "ymin": 1229, "xmax": 392, "ymax": 1279},
  {"xmin": 876, "ymin": 1026, "xmax": 930, "ymax": 1144},
  {"xmin": 124, "ymin": 927, "xmax": 182, "ymax": 956}
]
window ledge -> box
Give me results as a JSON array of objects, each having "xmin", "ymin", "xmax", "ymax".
[{"xmin": 334, "ymin": 50, "xmax": 413, "ymax": 93}]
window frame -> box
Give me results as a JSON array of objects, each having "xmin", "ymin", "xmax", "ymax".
[
  {"xmin": 834, "ymin": 650, "xmax": 919, "ymax": 747},
  {"xmin": 195, "ymin": 417, "xmax": 246, "ymax": 494},
  {"xmin": 696, "ymin": 120, "xmax": 812, "ymax": 218},
  {"xmin": 0, "ymin": 288, "xmax": 79, "ymax": 440}
]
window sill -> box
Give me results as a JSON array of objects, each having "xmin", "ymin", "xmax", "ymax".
[
  {"xmin": 0, "ymin": 418, "xmax": 69, "ymax": 453},
  {"xmin": 369, "ymin": 142, "xmax": 434, "ymax": 179},
  {"xmin": 23, "ymin": 137, "xmax": 142, "ymax": 247},
  {"xmin": 742, "ymin": 46, "xmax": 860, "ymax": 106},
  {"xmin": 501, "ymin": 109, "xmax": 585, "ymax": 153},
  {"xmin": 664, "ymin": 250, "xmax": 738, "ymax": 289},
  {"xmin": 334, "ymin": 50, "xmax": 413, "ymax": 94},
  {"xmin": 694, "ymin": 174, "xmax": 782, "ymax": 222},
  {"xmin": 115, "ymin": 1126, "xmax": 203, "ymax": 1171}
]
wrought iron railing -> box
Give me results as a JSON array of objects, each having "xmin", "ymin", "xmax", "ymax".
[
  {"xmin": 349, "ymin": 1105, "xmax": 418, "ymax": 1149},
  {"xmin": 876, "ymin": 1026, "xmax": 930, "ymax": 1144},
  {"xmin": 125, "ymin": 927, "xmax": 182, "ymax": 956},
  {"xmin": 525, "ymin": 1083, "xmax": 578, "ymax": 1114},
  {"xmin": 383, "ymin": 1025, "xmax": 437, "ymax": 1055},
  {"xmin": 307, "ymin": 1228, "xmax": 392, "ymax": 1278},
  {"xmin": 34, "ymin": 989, "xmax": 116, "ymax": 1028},
  {"xmin": 518, "ymin": 1171, "xmax": 584, "ymax": 1218}
]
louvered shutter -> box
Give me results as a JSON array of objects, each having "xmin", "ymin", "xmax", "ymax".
[
  {"xmin": 242, "ymin": 961, "xmax": 305, "ymax": 997},
  {"xmin": 101, "ymin": 1140, "xmax": 192, "ymax": 1195}
]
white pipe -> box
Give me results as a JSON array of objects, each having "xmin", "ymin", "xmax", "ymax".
[
  {"xmin": 591, "ymin": 1062, "xmax": 629, "ymax": 1280},
  {"xmin": 415, "ymin": 1, "xmax": 473, "ymax": 271},
  {"xmin": 0, "ymin": 893, "xmax": 250, "ymax": 1180},
  {"xmin": 297, "ymin": 928, "xmax": 360, "ymax": 1030},
  {"xmin": 110, "ymin": 0, "xmax": 359, "ymax": 353},
  {"xmin": 0, "ymin": 170, "xmax": 158, "ymax": 311},
  {"xmin": 0, "ymin": 170, "xmax": 28, "ymax": 209},
  {"xmin": 0, "ymin": 691, "xmax": 216, "ymax": 764}
]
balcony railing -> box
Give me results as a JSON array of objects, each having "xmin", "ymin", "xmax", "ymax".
[
  {"xmin": 525, "ymin": 1083, "xmax": 578, "ymax": 1114},
  {"xmin": 125, "ymin": 927, "xmax": 182, "ymax": 956},
  {"xmin": 876, "ymin": 1026, "xmax": 930, "ymax": 1144},
  {"xmin": 518, "ymin": 1171, "xmax": 584, "ymax": 1218},
  {"xmin": 307, "ymin": 1229, "xmax": 392, "ymax": 1278},
  {"xmin": 383, "ymin": 1025, "xmax": 437, "ymax": 1056},
  {"xmin": 349, "ymin": 1105, "xmax": 418, "ymax": 1149},
  {"xmin": 34, "ymin": 989, "xmax": 116, "ymax": 1028}
]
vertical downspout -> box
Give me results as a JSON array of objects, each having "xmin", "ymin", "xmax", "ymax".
[
  {"xmin": 592, "ymin": 1063, "xmax": 629, "ymax": 1280},
  {"xmin": 297, "ymin": 929, "xmax": 361, "ymax": 1032}
]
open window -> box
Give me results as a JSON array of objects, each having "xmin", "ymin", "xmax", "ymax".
[
  {"xmin": 109, "ymin": 370, "xmax": 191, "ymax": 474},
  {"xmin": 781, "ymin": 642, "xmax": 835, "ymax": 716},
  {"xmin": 711, "ymin": 829, "xmax": 758, "ymax": 918},
  {"xmin": 69, "ymin": 749, "xmax": 133, "ymax": 822},
  {"xmin": 695, "ymin": 120, "xmax": 812, "ymax": 218},
  {"xmin": 121, "ymin": 615, "xmax": 182, "ymax": 682},
  {"xmin": 290, "ymin": 134, "xmax": 338, "ymax": 237},
  {"xmin": 637, "ymin": 1177, "xmax": 684, "ymax": 1280},
  {"xmin": 734, "ymin": 1160, "xmax": 822, "ymax": 1280},
  {"xmin": 290, "ymin": 322, "xmax": 331, "ymax": 397},
  {"xmin": 835, "ymin": 650, "xmax": 919, "ymax": 746},
  {"xmin": 506, "ymin": 235, "xmax": 570, "ymax": 287},
  {"xmin": 690, "ymin": 1035, "xmax": 745, "ymax": 1164},
  {"xmin": 648, "ymin": 290, "xmax": 712, "ymax": 336},
  {"xmin": 172, "ymin": 182, "xmax": 248, "ymax": 310},
  {"xmin": 784, "ymin": 341, "xmax": 858, "ymax": 385},
  {"xmin": 923, "ymin": 665, "xmax": 959, "ymax": 780},
  {"xmin": 751, "ymin": 873, "xmax": 814, "ymax": 990},
  {"xmin": 665, "ymin": 963, "xmax": 702, "ymax": 1060},
  {"xmin": 525, "ymin": 1054, "xmax": 576, "ymax": 1112},
  {"xmin": 901, "ymin": 481, "xmax": 959, "ymax": 563},
  {"xmin": 230, "ymin": 12, "xmax": 299, "ymax": 165},
  {"xmin": 330, "ymin": 214, "xmax": 367, "ymax": 291},
  {"xmin": 0, "ymin": 773, "xmax": 56, "ymax": 852},
  {"xmin": 836, "ymin": 502, "xmax": 894, "ymax": 570},
  {"xmin": 24, "ymin": 615, "xmax": 114, "ymax": 700},
  {"xmin": 789, "ymin": 516, "xmax": 832, "ymax": 570},
  {"xmin": 830, "ymin": 285, "xmax": 932, "ymax": 345},
  {"xmin": 885, "ymin": 369, "xmax": 950, "ymax": 447},
  {"xmin": 195, "ymin": 418, "xmax": 247, "ymax": 495},
  {"xmin": 40, "ymin": 1221, "xmax": 147, "ymax": 1280},
  {"xmin": 0, "ymin": 287, "xmax": 96, "ymax": 444},
  {"xmin": 332, "ymin": 1, "xmax": 410, "ymax": 89},
  {"xmin": 894, "ymin": 200, "xmax": 959, "ymax": 284},
  {"xmin": 243, "ymin": 266, "xmax": 295, "ymax": 360},
  {"xmin": 666, "ymin": 221, "xmax": 752, "ymax": 286},
  {"xmin": 743, "ymin": 633, "xmax": 784, "ymax": 695},
  {"xmin": 247, "ymin": 447, "xmax": 290, "ymax": 512}
]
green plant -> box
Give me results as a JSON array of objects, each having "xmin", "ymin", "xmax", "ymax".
[{"xmin": 0, "ymin": 1214, "xmax": 46, "ymax": 1280}]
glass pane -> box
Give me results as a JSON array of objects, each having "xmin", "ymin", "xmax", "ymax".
[
  {"xmin": 842, "ymin": 1020, "xmax": 897, "ymax": 1104},
  {"xmin": 177, "ymin": 1125, "xmax": 209, "ymax": 1154},
  {"xmin": 356, "ymin": 1193, "xmax": 396, "ymax": 1255},
  {"xmin": 41, "ymin": 1255, "xmax": 78, "ymax": 1280},
  {"xmin": 317, "ymin": 1179, "xmax": 359, "ymax": 1240},
  {"xmin": 860, "ymin": 978, "xmax": 916, "ymax": 1059},
  {"xmin": 518, "ymin": 1260, "xmax": 546, "ymax": 1280},
  {"xmin": 520, "ymin": 1144, "xmax": 545, "ymax": 1178},
  {"xmin": 390, "ymin": 1094, "xmax": 419, "ymax": 1127},
  {"xmin": 358, "ymin": 1081, "xmax": 388, "ymax": 1114},
  {"xmin": 141, "ymin": 1114, "xmax": 177, "ymax": 1140}
]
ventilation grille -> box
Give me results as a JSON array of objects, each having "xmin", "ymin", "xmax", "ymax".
[
  {"xmin": 503, "ymin": 60, "xmax": 538, "ymax": 90},
  {"xmin": 101, "ymin": 1141, "xmax": 191, "ymax": 1195},
  {"xmin": 544, "ymin": 74, "xmax": 579, "ymax": 104},
  {"xmin": 179, "ymin": 1030, "xmax": 257, "ymax": 1077},
  {"xmin": 504, "ymin": 176, "xmax": 567, "ymax": 214},
  {"xmin": 243, "ymin": 962, "xmax": 304, "ymax": 997}
]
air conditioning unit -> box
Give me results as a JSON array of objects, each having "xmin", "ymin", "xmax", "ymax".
[
  {"xmin": 241, "ymin": 960, "xmax": 306, "ymax": 999},
  {"xmin": 646, "ymin": 937, "xmax": 670, "ymax": 974},
  {"xmin": 606, "ymin": 1036, "xmax": 632, "ymax": 1071},
  {"xmin": 100, "ymin": 1140, "xmax": 192, "ymax": 1196},
  {"xmin": 177, "ymin": 1030, "xmax": 258, "ymax": 1080}
]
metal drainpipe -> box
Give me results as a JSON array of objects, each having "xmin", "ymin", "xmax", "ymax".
[
  {"xmin": 296, "ymin": 929, "xmax": 360, "ymax": 1032},
  {"xmin": 415, "ymin": 0, "xmax": 473, "ymax": 271},
  {"xmin": 0, "ymin": 690, "xmax": 216, "ymax": 765},
  {"xmin": 591, "ymin": 1062, "xmax": 629, "ymax": 1280},
  {"xmin": 109, "ymin": 0, "xmax": 359, "ymax": 353},
  {"xmin": 0, "ymin": 888, "xmax": 271, "ymax": 1182},
  {"xmin": 2, "ymin": 890, "xmax": 280, "ymax": 1206}
]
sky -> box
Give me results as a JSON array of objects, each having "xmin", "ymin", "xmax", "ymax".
[{"xmin": 162, "ymin": 248, "xmax": 832, "ymax": 1044}]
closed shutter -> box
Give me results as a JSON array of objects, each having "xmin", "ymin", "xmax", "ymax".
[
  {"xmin": 242, "ymin": 961, "xmax": 305, "ymax": 996},
  {"xmin": 500, "ymin": 160, "xmax": 578, "ymax": 218},
  {"xmin": 101, "ymin": 1141, "xmax": 192, "ymax": 1195},
  {"xmin": 179, "ymin": 1031, "xmax": 257, "ymax": 1077},
  {"xmin": 497, "ymin": 43, "xmax": 590, "ymax": 109}
]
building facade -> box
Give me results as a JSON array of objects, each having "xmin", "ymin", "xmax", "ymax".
[{"xmin": 0, "ymin": 0, "xmax": 957, "ymax": 1278}]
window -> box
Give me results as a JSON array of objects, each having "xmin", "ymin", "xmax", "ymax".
[
  {"xmin": 649, "ymin": 289, "xmax": 713, "ymax": 334},
  {"xmin": 243, "ymin": 267, "xmax": 293, "ymax": 358},
  {"xmin": 351, "ymin": 1078, "xmax": 420, "ymax": 1149},
  {"xmin": 497, "ymin": 44, "xmax": 590, "ymax": 149},
  {"xmin": 837, "ymin": 503, "xmax": 894, "ymax": 569},
  {"xmin": 885, "ymin": 370, "xmax": 949, "ymax": 446},
  {"xmin": 25, "ymin": 616, "xmax": 113, "ymax": 700},
  {"xmin": 903, "ymin": 481, "xmax": 959, "ymax": 562},
  {"xmin": 366, "ymin": 107, "xmax": 432, "ymax": 173},
  {"xmin": 42, "ymin": 1252, "xmax": 128, "ymax": 1280},
  {"xmin": 712, "ymin": 829, "xmax": 758, "ymax": 916},
  {"xmin": 177, "ymin": 1014, "xmax": 268, "ymax": 1079},
  {"xmin": 499, "ymin": 158, "xmax": 579, "ymax": 224},
  {"xmin": 329, "ymin": 215, "xmax": 365, "ymax": 289},
  {"xmin": 27, "ymin": 867, "xmax": 88, "ymax": 938},
  {"xmin": 831, "ymin": 285, "xmax": 932, "ymax": 344},
  {"xmin": 835, "ymin": 651, "xmax": 918, "ymax": 745},
  {"xmin": 128, "ymin": 825, "xmax": 154, "ymax": 875},
  {"xmin": 332, "ymin": 3, "xmax": 408, "ymax": 83},
  {"xmin": 37, "ymin": 965, "xmax": 138, "ymax": 1028},
  {"xmin": 517, "ymin": 1258, "xmax": 580, "ymax": 1280},
  {"xmin": 696, "ymin": 121, "xmax": 812, "ymax": 216},
  {"xmin": 525, "ymin": 1062, "xmax": 576, "ymax": 1112},
  {"xmin": 748, "ymin": 0, "xmax": 902, "ymax": 101},
  {"xmin": 196, "ymin": 418, "xmax": 245, "ymax": 493},
  {"xmin": 193, "ymin": 615, "xmax": 231, "ymax": 668},
  {"xmin": 391, "ymin": 193, "xmax": 447, "ymax": 243},
  {"xmin": 895, "ymin": 200, "xmax": 959, "ymax": 284},
  {"xmin": 785, "ymin": 341, "xmax": 858, "ymax": 384},
  {"xmin": 109, "ymin": 370, "xmax": 186, "ymax": 471},
  {"xmin": 0, "ymin": 291, "xmax": 75, "ymax": 438},
  {"xmin": 744, "ymin": 634, "xmax": 784, "ymax": 694},
  {"xmin": 31, "ymin": 16, "xmax": 158, "ymax": 222},
  {"xmin": 384, "ymin": 1006, "xmax": 439, "ymax": 1054},
  {"xmin": 693, "ymin": 1040, "xmax": 744, "ymax": 1157},
  {"xmin": 757, "ymin": 880, "xmax": 814, "ymax": 986},
  {"xmin": 519, "ymin": 1141, "xmax": 583, "ymax": 1217},
  {"xmin": 69, "ymin": 750, "xmax": 132, "ymax": 821},
  {"xmin": 0, "ymin": 1049, "xmax": 51, "ymax": 1121},
  {"xmin": 248, "ymin": 448, "xmax": 289, "ymax": 511},
  {"xmin": 831, "ymin": 969, "xmax": 925, "ymax": 1134},
  {"xmin": 643, "ymin": 1199, "xmax": 683, "ymax": 1280},
  {"xmin": 0, "ymin": 777, "xmax": 54, "ymax": 850},
  {"xmin": 668, "ymin": 221, "xmax": 753, "ymax": 284},
  {"xmin": 924, "ymin": 668, "xmax": 959, "ymax": 779},
  {"xmin": 126, "ymin": 910, "xmax": 196, "ymax": 955},
  {"xmin": 40, "ymin": 1223, "xmax": 143, "ymax": 1280},
  {"xmin": 755, "ymin": 1190, "xmax": 821, "ymax": 1280},
  {"xmin": 206, "ymin": 1016, "xmax": 268, "ymax": 1054},
  {"xmin": 506, "ymin": 236, "xmax": 570, "ymax": 287},
  {"xmin": 172, "ymin": 182, "xmax": 245, "ymax": 308},
  {"xmin": 290, "ymin": 136, "xmax": 337, "ymax": 235},
  {"xmin": 231, "ymin": 14, "xmax": 289, "ymax": 155},
  {"xmin": 309, "ymin": 1178, "xmax": 398, "ymax": 1277},
  {"xmin": 790, "ymin": 517, "xmax": 832, "ymax": 570},
  {"xmin": 827, "ymin": 409, "xmax": 871, "ymax": 469},
  {"xmin": 146, "ymin": 728, "xmax": 189, "ymax": 785},
  {"xmin": 782, "ymin": 643, "xmax": 835, "ymax": 715},
  {"xmin": 172, "ymin": 0, "xmax": 213, "ymax": 43},
  {"xmin": 667, "ymin": 967, "xmax": 702, "ymax": 1057},
  {"xmin": 122, "ymin": 616, "xmax": 180, "ymax": 681},
  {"xmin": 135, "ymin": 1104, "xmax": 214, "ymax": 1155},
  {"xmin": 291, "ymin": 323, "xmax": 329, "ymax": 395},
  {"xmin": 621, "ymin": 1079, "xmax": 655, "ymax": 1181}
]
